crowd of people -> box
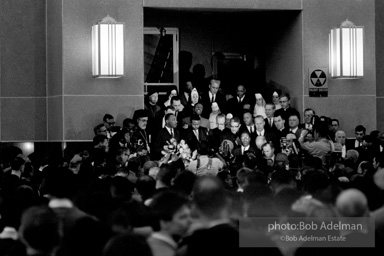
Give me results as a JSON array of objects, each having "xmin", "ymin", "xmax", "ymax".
[{"xmin": 1, "ymin": 78, "xmax": 384, "ymax": 255}]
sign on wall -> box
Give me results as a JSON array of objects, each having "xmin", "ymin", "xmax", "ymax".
[{"xmin": 309, "ymin": 68, "xmax": 328, "ymax": 97}]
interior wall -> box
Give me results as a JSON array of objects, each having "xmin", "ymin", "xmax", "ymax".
[
  {"xmin": 376, "ymin": 0, "xmax": 384, "ymax": 133},
  {"xmin": 0, "ymin": 0, "xmax": 47, "ymax": 141},
  {"xmin": 47, "ymin": 0, "xmax": 144, "ymax": 141},
  {"xmin": 264, "ymin": 11, "xmax": 303, "ymax": 112},
  {"xmin": 303, "ymin": 0, "xmax": 376, "ymax": 137}
]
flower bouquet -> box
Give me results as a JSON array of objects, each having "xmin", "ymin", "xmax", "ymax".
[{"xmin": 161, "ymin": 138, "xmax": 197, "ymax": 164}]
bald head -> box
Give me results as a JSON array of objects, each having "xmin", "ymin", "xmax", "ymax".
[
  {"xmin": 336, "ymin": 189, "xmax": 369, "ymax": 217},
  {"xmin": 335, "ymin": 130, "xmax": 346, "ymax": 146}
]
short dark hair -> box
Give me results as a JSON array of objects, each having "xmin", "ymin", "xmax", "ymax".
[
  {"xmin": 103, "ymin": 114, "xmax": 114, "ymax": 122},
  {"xmin": 94, "ymin": 123, "xmax": 106, "ymax": 135},
  {"xmin": 331, "ymin": 119, "xmax": 339, "ymax": 125},
  {"xmin": 280, "ymin": 92, "xmax": 290, "ymax": 100},
  {"xmin": 304, "ymin": 108, "xmax": 315, "ymax": 115},
  {"xmin": 93, "ymin": 134, "xmax": 108, "ymax": 146},
  {"xmin": 355, "ymin": 125, "xmax": 366, "ymax": 133},
  {"xmin": 164, "ymin": 113, "xmax": 174, "ymax": 122},
  {"xmin": 171, "ymin": 96, "xmax": 181, "ymax": 105}
]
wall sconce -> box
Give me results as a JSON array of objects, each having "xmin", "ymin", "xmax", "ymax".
[
  {"xmin": 329, "ymin": 19, "xmax": 364, "ymax": 79},
  {"xmin": 92, "ymin": 16, "xmax": 124, "ymax": 78}
]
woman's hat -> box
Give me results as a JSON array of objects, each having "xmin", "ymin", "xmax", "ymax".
[
  {"xmin": 147, "ymin": 87, "xmax": 158, "ymax": 98},
  {"xmin": 255, "ymin": 93, "xmax": 263, "ymax": 99}
]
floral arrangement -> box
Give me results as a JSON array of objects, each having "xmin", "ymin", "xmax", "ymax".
[{"xmin": 161, "ymin": 138, "xmax": 197, "ymax": 162}]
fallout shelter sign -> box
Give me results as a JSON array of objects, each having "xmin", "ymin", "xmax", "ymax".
[{"xmin": 309, "ymin": 68, "xmax": 328, "ymax": 97}]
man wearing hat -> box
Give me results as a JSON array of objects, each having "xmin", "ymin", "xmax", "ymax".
[
  {"xmin": 145, "ymin": 88, "xmax": 163, "ymax": 140},
  {"xmin": 131, "ymin": 109, "xmax": 151, "ymax": 156}
]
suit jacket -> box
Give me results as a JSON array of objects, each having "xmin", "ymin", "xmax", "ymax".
[
  {"xmin": 240, "ymin": 124, "xmax": 257, "ymax": 148},
  {"xmin": 200, "ymin": 91, "xmax": 227, "ymax": 118},
  {"xmin": 152, "ymin": 127, "xmax": 181, "ymax": 160},
  {"xmin": 274, "ymin": 107, "xmax": 300, "ymax": 128},
  {"xmin": 182, "ymin": 127, "xmax": 209, "ymax": 152},
  {"xmin": 287, "ymin": 127, "xmax": 302, "ymax": 140},
  {"xmin": 264, "ymin": 117, "xmax": 277, "ymax": 132},
  {"xmin": 182, "ymin": 116, "xmax": 210, "ymax": 130},
  {"xmin": 208, "ymin": 127, "xmax": 230, "ymax": 153},
  {"xmin": 227, "ymin": 95, "xmax": 254, "ymax": 118},
  {"xmin": 232, "ymin": 145, "xmax": 257, "ymax": 158}
]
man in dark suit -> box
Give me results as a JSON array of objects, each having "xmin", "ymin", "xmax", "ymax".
[
  {"xmin": 274, "ymin": 93, "xmax": 300, "ymax": 129},
  {"xmin": 272, "ymin": 112, "xmax": 289, "ymax": 141},
  {"xmin": 254, "ymin": 115, "xmax": 279, "ymax": 153},
  {"xmin": 182, "ymin": 114, "xmax": 209, "ymax": 152},
  {"xmin": 287, "ymin": 113, "xmax": 302, "ymax": 139},
  {"xmin": 152, "ymin": 113, "xmax": 181, "ymax": 160},
  {"xmin": 208, "ymin": 113, "xmax": 229, "ymax": 153},
  {"xmin": 171, "ymin": 96, "xmax": 188, "ymax": 130},
  {"xmin": 200, "ymin": 79, "xmax": 227, "ymax": 118},
  {"xmin": 264, "ymin": 103, "xmax": 277, "ymax": 132},
  {"xmin": 240, "ymin": 111, "xmax": 257, "ymax": 148},
  {"xmin": 346, "ymin": 125, "xmax": 366, "ymax": 150},
  {"xmin": 299, "ymin": 108, "xmax": 316, "ymax": 130},
  {"xmin": 221, "ymin": 116, "xmax": 242, "ymax": 148},
  {"xmin": 227, "ymin": 84, "xmax": 254, "ymax": 119},
  {"xmin": 232, "ymin": 131, "xmax": 257, "ymax": 159}
]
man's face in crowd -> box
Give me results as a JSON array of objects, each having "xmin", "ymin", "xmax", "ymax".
[
  {"xmin": 335, "ymin": 131, "xmax": 346, "ymax": 146},
  {"xmin": 274, "ymin": 116, "xmax": 285, "ymax": 130},
  {"xmin": 194, "ymin": 104, "xmax": 203, "ymax": 116},
  {"xmin": 255, "ymin": 117, "xmax": 265, "ymax": 132},
  {"xmin": 191, "ymin": 120, "xmax": 200, "ymax": 131},
  {"xmin": 237, "ymin": 85, "xmax": 245, "ymax": 98},
  {"xmin": 331, "ymin": 121, "xmax": 339, "ymax": 132},
  {"xmin": 288, "ymin": 116, "xmax": 300, "ymax": 129},
  {"xmin": 104, "ymin": 118, "xmax": 115, "ymax": 130},
  {"xmin": 172, "ymin": 100, "xmax": 182, "ymax": 112},
  {"xmin": 167, "ymin": 115, "xmax": 178, "ymax": 128},
  {"xmin": 279, "ymin": 96, "xmax": 290, "ymax": 109},
  {"xmin": 137, "ymin": 117, "xmax": 148, "ymax": 130},
  {"xmin": 356, "ymin": 130, "xmax": 365, "ymax": 142},
  {"xmin": 243, "ymin": 112, "xmax": 253, "ymax": 126},
  {"xmin": 230, "ymin": 120, "xmax": 241, "ymax": 134},
  {"xmin": 265, "ymin": 104, "xmax": 275, "ymax": 118},
  {"xmin": 216, "ymin": 117, "xmax": 226, "ymax": 131},
  {"xmin": 304, "ymin": 110, "xmax": 314, "ymax": 124},
  {"xmin": 262, "ymin": 144, "xmax": 274, "ymax": 159},
  {"xmin": 241, "ymin": 133, "xmax": 251, "ymax": 147},
  {"xmin": 209, "ymin": 80, "xmax": 220, "ymax": 95}
]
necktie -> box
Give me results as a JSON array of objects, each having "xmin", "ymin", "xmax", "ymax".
[
  {"xmin": 194, "ymin": 130, "xmax": 199, "ymax": 140},
  {"xmin": 170, "ymin": 129, "xmax": 174, "ymax": 138},
  {"xmin": 212, "ymin": 94, "xmax": 215, "ymax": 103},
  {"xmin": 270, "ymin": 118, "xmax": 273, "ymax": 127}
]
